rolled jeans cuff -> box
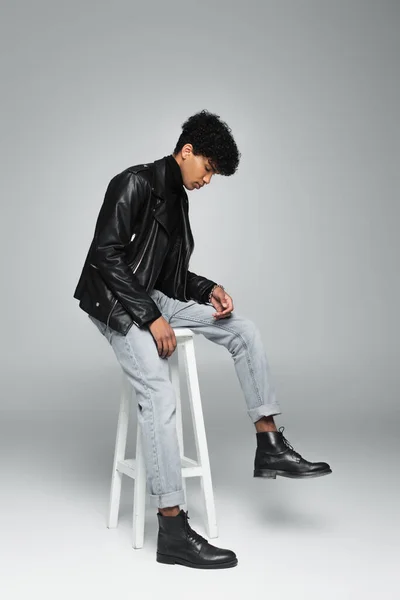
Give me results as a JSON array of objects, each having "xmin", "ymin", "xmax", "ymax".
[
  {"xmin": 247, "ymin": 403, "xmax": 282, "ymax": 423},
  {"xmin": 148, "ymin": 488, "xmax": 186, "ymax": 509}
]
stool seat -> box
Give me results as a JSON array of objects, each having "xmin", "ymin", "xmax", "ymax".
[
  {"xmin": 107, "ymin": 326, "xmax": 219, "ymax": 548},
  {"xmin": 169, "ymin": 327, "xmax": 194, "ymax": 338}
]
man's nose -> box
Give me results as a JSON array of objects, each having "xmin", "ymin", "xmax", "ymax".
[{"xmin": 203, "ymin": 174, "xmax": 212, "ymax": 184}]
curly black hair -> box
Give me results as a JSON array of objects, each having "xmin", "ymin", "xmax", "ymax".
[{"xmin": 173, "ymin": 109, "xmax": 241, "ymax": 176}]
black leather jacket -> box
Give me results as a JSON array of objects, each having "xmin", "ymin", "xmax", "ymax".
[{"xmin": 73, "ymin": 155, "xmax": 218, "ymax": 335}]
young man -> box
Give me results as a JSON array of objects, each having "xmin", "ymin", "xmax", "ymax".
[{"xmin": 73, "ymin": 109, "xmax": 332, "ymax": 570}]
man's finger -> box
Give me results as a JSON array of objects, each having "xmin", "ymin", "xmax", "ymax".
[
  {"xmin": 213, "ymin": 299, "xmax": 223, "ymax": 311},
  {"xmin": 213, "ymin": 306, "xmax": 233, "ymax": 318}
]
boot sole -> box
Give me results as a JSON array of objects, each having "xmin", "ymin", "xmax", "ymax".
[
  {"xmin": 156, "ymin": 552, "xmax": 238, "ymax": 569},
  {"xmin": 253, "ymin": 468, "xmax": 332, "ymax": 479}
]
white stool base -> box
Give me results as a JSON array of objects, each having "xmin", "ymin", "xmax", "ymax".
[{"xmin": 107, "ymin": 328, "xmax": 219, "ymax": 548}]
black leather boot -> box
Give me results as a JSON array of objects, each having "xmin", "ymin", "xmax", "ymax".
[
  {"xmin": 156, "ymin": 509, "xmax": 238, "ymax": 569},
  {"xmin": 254, "ymin": 426, "xmax": 332, "ymax": 479}
]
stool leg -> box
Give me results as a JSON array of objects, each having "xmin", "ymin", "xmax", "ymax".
[
  {"xmin": 132, "ymin": 416, "xmax": 146, "ymax": 548},
  {"xmin": 107, "ymin": 372, "xmax": 130, "ymax": 529},
  {"xmin": 169, "ymin": 351, "xmax": 187, "ymax": 513},
  {"xmin": 182, "ymin": 338, "xmax": 218, "ymax": 539}
]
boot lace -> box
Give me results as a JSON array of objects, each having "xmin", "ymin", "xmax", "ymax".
[
  {"xmin": 278, "ymin": 426, "xmax": 303, "ymax": 460},
  {"xmin": 184, "ymin": 511, "xmax": 209, "ymax": 546}
]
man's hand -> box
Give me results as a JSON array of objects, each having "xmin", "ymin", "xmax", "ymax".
[
  {"xmin": 148, "ymin": 316, "xmax": 177, "ymax": 358},
  {"xmin": 210, "ymin": 286, "xmax": 234, "ymax": 319}
]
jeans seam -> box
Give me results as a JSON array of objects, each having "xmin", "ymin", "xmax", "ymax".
[
  {"xmin": 174, "ymin": 315, "xmax": 263, "ymax": 405},
  {"xmin": 170, "ymin": 301, "xmax": 197, "ymax": 320},
  {"xmin": 123, "ymin": 336, "xmax": 164, "ymax": 495}
]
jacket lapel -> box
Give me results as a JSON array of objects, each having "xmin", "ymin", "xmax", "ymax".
[
  {"xmin": 151, "ymin": 156, "xmax": 194, "ymax": 265},
  {"xmin": 179, "ymin": 188, "xmax": 194, "ymax": 267},
  {"xmin": 150, "ymin": 157, "xmax": 170, "ymax": 234}
]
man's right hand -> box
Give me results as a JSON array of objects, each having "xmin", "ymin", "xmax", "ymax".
[{"xmin": 148, "ymin": 316, "xmax": 177, "ymax": 358}]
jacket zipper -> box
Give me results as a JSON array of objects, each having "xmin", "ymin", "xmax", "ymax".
[
  {"xmin": 106, "ymin": 298, "xmax": 120, "ymax": 329},
  {"xmin": 106, "ymin": 219, "xmax": 158, "ymax": 329},
  {"xmin": 183, "ymin": 259, "xmax": 189, "ymax": 301},
  {"xmin": 174, "ymin": 238, "xmax": 189, "ymax": 302},
  {"xmin": 130, "ymin": 219, "xmax": 157, "ymax": 274}
]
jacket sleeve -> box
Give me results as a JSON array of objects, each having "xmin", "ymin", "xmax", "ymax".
[
  {"xmin": 185, "ymin": 270, "xmax": 219, "ymax": 304},
  {"xmin": 91, "ymin": 170, "xmax": 162, "ymax": 328}
]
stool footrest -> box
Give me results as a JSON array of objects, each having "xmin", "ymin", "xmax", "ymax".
[{"xmin": 117, "ymin": 456, "xmax": 203, "ymax": 479}]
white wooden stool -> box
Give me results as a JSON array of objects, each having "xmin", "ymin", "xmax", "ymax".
[{"xmin": 107, "ymin": 327, "xmax": 219, "ymax": 548}]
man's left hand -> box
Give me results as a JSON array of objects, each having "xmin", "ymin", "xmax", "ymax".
[{"xmin": 210, "ymin": 287, "xmax": 234, "ymax": 319}]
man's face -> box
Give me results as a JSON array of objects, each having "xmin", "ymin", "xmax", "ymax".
[{"xmin": 176, "ymin": 144, "xmax": 218, "ymax": 191}]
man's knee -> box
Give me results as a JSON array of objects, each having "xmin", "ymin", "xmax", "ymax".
[
  {"xmin": 233, "ymin": 314, "xmax": 259, "ymax": 337},
  {"xmin": 224, "ymin": 314, "xmax": 258, "ymax": 354}
]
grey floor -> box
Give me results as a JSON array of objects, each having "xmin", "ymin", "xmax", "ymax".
[{"xmin": 1, "ymin": 401, "xmax": 398, "ymax": 600}]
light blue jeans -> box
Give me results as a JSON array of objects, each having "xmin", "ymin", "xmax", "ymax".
[{"xmin": 89, "ymin": 288, "xmax": 281, "ymax": 508}]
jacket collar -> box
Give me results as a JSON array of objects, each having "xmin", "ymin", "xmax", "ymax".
[
  {"xmin": 152, "ymin": 155, "xmax": 185, "ymax": 201},
  {"xmin": 150, "ymin": 157, "xmax": 194, "ymax": 259},
  {"xmin": 151, "ymin": 156, "xmax": 169, "ymax": 201}
]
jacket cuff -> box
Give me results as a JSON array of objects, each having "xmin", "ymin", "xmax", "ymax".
[
  {"xmin": 140, "ymin": 313, "xmax": 161, "ymax": 328},
  {"xmin": 186, "ymin": 270, "xmax": 218, "ymax": 304},
  {"xmin": 202, "ymin": 281, "xmax": 219, "ymax": 304}
]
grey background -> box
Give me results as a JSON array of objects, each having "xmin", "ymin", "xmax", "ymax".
[{"xmin": 1, "ymin": 1, "xmax": 398, "ymax": 598}]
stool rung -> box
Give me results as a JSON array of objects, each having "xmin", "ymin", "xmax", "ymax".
[
  {"xmin": 181, "ymin": 456, "xmax": 199, "ymax": 468},
  {"xmin": 117, "ymin": 459, "xmax": 136, "ymax": 478},
  {"xmin": 117, "ymin": 456, "xmax": 203, "ymax": 480},
  {"xmin": 181, "ymin": 465, "xmax": 202, "ymax": 478}
]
